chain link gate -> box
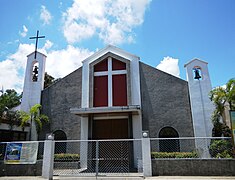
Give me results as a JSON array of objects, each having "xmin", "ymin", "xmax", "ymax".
[{"xmin": 53, "ymin": 139, "xmax": 143, "ymax": 177}]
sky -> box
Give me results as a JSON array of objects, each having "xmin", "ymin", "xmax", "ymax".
[{"xmin": 0, "ymin": 0, "xmax": 234, "ymax": 93}]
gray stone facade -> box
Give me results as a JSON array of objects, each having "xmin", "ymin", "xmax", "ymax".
[
  {"xmin": 40, "ymin": 67, "xmax": 83, "ymax": 140},
  {"xmin": 39, "ymin": 61, "xmax": 194, "ymax": 140},
  {"xmin": 139, "ymin": 62, "xmax": 194, "ymax": 138}
]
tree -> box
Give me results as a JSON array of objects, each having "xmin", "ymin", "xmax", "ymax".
[
  {"xmin": 44, "ymin": 72, "xmax": 55, "ymax": 89},
  {"xmin": 2, "ymin": 108, "xmax": 22, "ymax": 130},
  {"xmin": 210, "ymin": 78, "xmax": 235, "ymax": 113},
  {"xmin": 209, "ymin": 78, "xmax": 235, "ymax": 137},
  {"xmin": 0, "ymin": 89, "xmax": 22, "ymax": 125},
  {"xmin": 0, "ymin": 89, "xmax": 22, "ymax": 116},
  {"xmin": 20, "ymin": 104, "xmax": 49, "ymax": 140}
]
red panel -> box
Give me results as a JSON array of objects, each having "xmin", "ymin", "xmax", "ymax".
[
  {"xmin": 94, "ymin": 76, "xmax": 108, "ymax": 107},
  {"xmin": 94, "ymin": 59, "xmax": 108, "ymax": 72},
  {"xmin": 112, "ymin": 74, "xmax": 127, "ymax": 106},
  {"xmin": 112, "ymin": 59, "xmax": 126, "ymax": 70}
]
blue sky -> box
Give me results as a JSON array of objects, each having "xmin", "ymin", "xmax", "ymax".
[{"xmin": 0, "ymin": 0, "xmax": 234, "ymax": 93}]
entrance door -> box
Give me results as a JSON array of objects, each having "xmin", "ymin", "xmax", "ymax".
[
  {"xmin": 91, "ymin": 119, "xmax": 132, "ymax": 172},
  {"xmin": 92, "ymin": 119, "xmax": 129, "ymax": 139}
]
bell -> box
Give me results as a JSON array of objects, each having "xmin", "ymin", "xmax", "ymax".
[{"xmin": 194, "ymin": 69, "xmax": 201, "ymax": 80}]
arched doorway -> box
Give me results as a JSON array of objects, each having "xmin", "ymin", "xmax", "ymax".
[
  {"xmin": 53, "ymin": 130, "xmax": 67, "ymax": 154},
  {"xmin": 159, "ymin": 127, "xmax": 180, "ymax": 152}
]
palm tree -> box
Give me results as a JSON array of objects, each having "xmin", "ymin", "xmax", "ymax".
[
  {"xmin": 210, "ymin": 78, "xmax": 235, "ymax": 114},
  {"xmin": 209, "ymin": 78, "xmax": 235, "ymax": 136},
  {"xmin": 20, "ymin": 104, "xmax": 49, "ymax": 140}
]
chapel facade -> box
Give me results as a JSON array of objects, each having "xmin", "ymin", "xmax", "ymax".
[
  {"xmin": 36, "ymin": 45, "xmax": 213, "ymax": 144},
  {"xmin": 0, "ymin": 45, "xmax": 214, "ymax": 150}
]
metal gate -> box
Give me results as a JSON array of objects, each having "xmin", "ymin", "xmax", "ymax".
[{"xmin": 53, "ymin": 139, "xmax": 143, "ymax": 177}]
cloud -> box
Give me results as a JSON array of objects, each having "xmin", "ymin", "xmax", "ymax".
[
  {"xmin": 62, "ymin": 0, "xmax": 151, "ymax": 45},
  {"xmin": 45, "ymin": 45, "xmax": 92, "ymax": 78},
  {"xmin": 43, "ymin": 40, "xmax": 53, "ymax": 50},
  {"xmin": 40, "ymin": 5, "xmax": 52, "ymax": 25},
  {"xmin": 19, "ymin": 25, "xmax": 28, "ymax": 37},
  {"xmin": 0, "ymin": 42, "xmax": 92, "ymax": 93},
  {"xmin": 156, "ymin": 56, "xmax": 180, "ymax": 78},
  {"xmin": 0, "ymin": 43, "xmax": 35, "ymax": 93}
]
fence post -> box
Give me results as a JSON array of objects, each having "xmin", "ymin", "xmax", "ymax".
[
  {"xmin": 95, "ymin": 140, "xmax": 99, "ymax": 177},
  {"xmin": 142, "ymin": 131, "xmax": 152, "ymax": 177},
  {"xmin": 42, "ymin": 134, "xmax": 55, "ymax": 180}
]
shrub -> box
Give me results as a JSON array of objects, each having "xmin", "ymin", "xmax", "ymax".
[
  {"xmin": 209, "ymin": 140, "xmax": 233, "ymax": 158},
  {"xmin": 151, "ymin": 151, "xmax": 198, "ymax": 159},
  {"xmin": 54, "ymin": 153, "xmax": 80, "ymax": 162}
]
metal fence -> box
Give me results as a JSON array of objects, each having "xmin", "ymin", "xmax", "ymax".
[
  {"xmin": 151, "ymin": 137, "xmax": 234, "ymax": 159},
  {"xmin": 53, "ymin": 139, "xmax": 143, "ymax": 177},
  {"xmin": 0, "ymin": 137, "xmax": 234, "ymax": 177}
]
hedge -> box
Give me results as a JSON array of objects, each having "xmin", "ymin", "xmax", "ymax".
[
  {"xmin": 54, "ymin": 153, "xmax": 80, "ymax": 161},
  {"xmin": 151, "ymin": 151, "xmax": 199, "ymax": 159}
]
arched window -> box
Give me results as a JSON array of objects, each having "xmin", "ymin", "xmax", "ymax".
[
  {"xmin": 159, "ymin": 127, "xmax": 180, "ymax": 152},
  {"xmin": 54, "ymin": 130, "xmax": 67, "ymax": 154}
]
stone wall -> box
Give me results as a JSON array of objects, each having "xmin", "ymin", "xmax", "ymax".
[
  {"xmin": 152, "ymin": 159, "xmax": 235, "ymax": 176},
  {"xmin": 139, "ymin": 62, "xmax": 194, "ymax": 138},
  {"xmin": 0, "ymin": 161, "xmax": 42, "ymax": 176},
  {"xmin": 40, "ymin": 67, "xmax": 83, "ymax": 140}
]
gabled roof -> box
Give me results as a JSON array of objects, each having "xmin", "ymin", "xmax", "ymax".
[
  {"xmin": 27, "ymin": 51, "xmax": 47, "ymax": 58},
  {"xmin": 82, "ymin": 45, "xmax": 140, "ymax": 64},
  {"xmin": 184, "ymin": 58, "xmax": 208, "ymax": 67}
]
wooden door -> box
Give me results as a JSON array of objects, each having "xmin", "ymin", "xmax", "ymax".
[
  {"xmin": 92, "ymin": 119, "xmax": 128, "ymax": 139},
  {"xmin": 91, "ymin": 119, "xmax": 131, "ymax": 172}
]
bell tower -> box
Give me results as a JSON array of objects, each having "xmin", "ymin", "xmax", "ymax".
[
  {"xmin": 184, "ymin": 59, "xmax": 214, "ymax": 157},
  {"xmin": 20, "ymin": 51, "xmax": 46, "ymax": 140},
  {"xmin": 21, "ymin": 51, "xmax": 46, "ymax": 112}
]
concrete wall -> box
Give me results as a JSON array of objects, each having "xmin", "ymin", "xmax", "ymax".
[
  {"xmin": 152, "ymin": 159, "xmax": 235, "ymax": 176},
  {"xmin": 0, "ymin": 161, "xmax": 42, "ymax": 176},
  {"xmin": 1, "ymin": 159, "xmax": 235, "ymax": 176},
  {"xmin": 139, "ymin": 62, "xmax": 194, "ymax": 138},
  {"xmin": 40, "ymin": 67, "xmax": 83, "ymax": 140}
]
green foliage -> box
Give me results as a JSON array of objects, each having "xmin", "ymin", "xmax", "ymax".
[
  {"xmin": 209, "ymin": 140, "xmax": 234, "ymax": 158},
  {"xmin": 20, "ymin": 104, "xmax": 49, "ymax": 136},
  {"xmin": 19, "ymin": 111, "xmax": 30, "ymax": 127},
  {"xmin": 44, "ymin": 72, "xmax": 55, "ymax": 89},
  {"xmin": 209, "ymin": 78, "xmax": 235, "ymax": 137},
  {"xmin": 209, "ymin": 78, "xmax": 235, "ymax": 112},
  {"xmin": 5, "ymin": 110, "xmax": 22, "ymax": 130},
  {"xmin": 151, "ymin": 151, "xmax": 198, "ymax": 159},
  {"xmin": 211, "ymin": 112, "xmax": 231, "ymax": 137},
  {"xmin": 0, "ymin": 89, "xmax": 22, "ymax": 117},
  {"xmin": 54, "ymin": 153, "xmax": 80, "ymax": 161}
]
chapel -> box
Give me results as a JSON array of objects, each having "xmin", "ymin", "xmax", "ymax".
[{"xmin": 0, "ymin": 45, "xmax": 214, "ymax": 153}]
